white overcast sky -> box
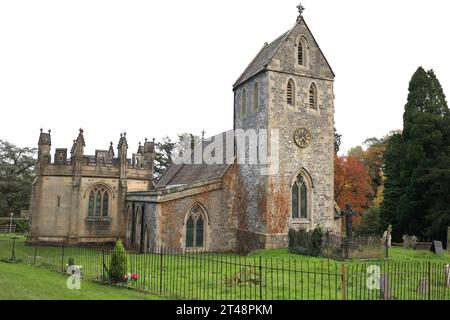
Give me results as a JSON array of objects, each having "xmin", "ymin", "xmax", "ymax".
[{"xmin": 1, "ymin": 0, "xmax": 449, "ymax": 156}]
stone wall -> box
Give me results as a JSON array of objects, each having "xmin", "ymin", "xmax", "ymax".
[
  {"xmin": 266, "ymin": 19, "xmax": 335, "ymax": 234},
  {"xmin": 234, "ymin": 72, "xmax": 269, "ymax": 250},
  {"xmin": 233, "ymin": 18, "xmax": 337, "ymax": 251},
  {"xmin": 126, "ymin": 166, "xmax": 239, "ymax": 252},
  {"xmin": 29, "ymin": 168, "xmax": 151, "ymax": 245}
]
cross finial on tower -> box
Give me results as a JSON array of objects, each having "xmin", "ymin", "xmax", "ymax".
[
  {"xmin": 297, "ymin": 2, "xmax": 305, "ymax": 20},
  {"xmin": 201, "ymin": 130, "xmax": 205, "ymax": 140}
]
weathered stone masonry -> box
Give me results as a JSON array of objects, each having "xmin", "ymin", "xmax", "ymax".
[{"xmin": 29, "ymin": 8, "xmax": 341, "ymax": 252}]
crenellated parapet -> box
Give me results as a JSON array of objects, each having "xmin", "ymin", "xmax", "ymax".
[{"xmin": 35, "ymin": 129, "xmax": 154, "ymax": 182}]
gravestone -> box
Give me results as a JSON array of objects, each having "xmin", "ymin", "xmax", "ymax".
[
  {"xmin": 411, "ymin": 236, "xmax": 418, "ymax": 250},
  {"xmin": 431, "ymin": 241, "xmax": 443, "ymax": 254},
  {"xmin": 416, "ymin": 278, "xmax": 429, "ymax": 294},
  {"xmin": 379, "ymin": 274, "xmax": 392, "ymax": 300},
  {"xmin": 381, "ymin": 226, "xmax": 392, "ymax": 247},
  {"xmin": 342, "ymin": 204, "xmax": 360, "ymax": 242},
  {"xmin": 402, "ymin": 235, "xmax": 412, "ymax": 249}
]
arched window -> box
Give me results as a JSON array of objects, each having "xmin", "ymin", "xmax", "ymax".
[
  {"xmin": 253, "ymin": 83, "xmax": 259, "ymax": 111},
  {"xmin": 287, "ymin": 80, "xmax": 295, "ymax": 106},
  {"xmin": 87, "ymin": 185, "xmax": 110, "ymax": 218},
  {"xmin": 102, "ymin": 193, "xmax": 109, "ymax": 217},
  {"xmin": 88, "ymin": 192, "xmax": 95, "ymax": 216},
  {"xmin": 241, "ymin": 89, "xmax": 247, "ymax": 116},
  {"xmin": 292, "ymin": 174, "xmax": 311, "ymax": 219},
  {"xmin": 298, "ymin": 41, "xmax": 304, "ymax": 65},
  {"xmin": 309, "ymin": 83, "xmax": 317, "ymax": 109},
  {"xmin": 186, "ymin": 216, "xmax": 194, "ymax": 248},
  {"xmin": 297, "ymin": 36, "xmax": 308, "ymax": 67},
  {"xmin": 185, "ymin": 204, "xmax": 206, "ymax": 248}
]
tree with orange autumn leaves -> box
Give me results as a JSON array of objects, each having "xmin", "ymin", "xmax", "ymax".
[{"xmin": 334, "ymin": 155, "xmax": 373, "ymax": 226}]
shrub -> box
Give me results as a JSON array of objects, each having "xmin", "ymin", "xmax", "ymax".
[
  {"xmin": 15, "ymin": 220, "xmax": 29, "ymax": 233},
  {"xmin": 109, "ymin": 239, "xmax": 127, "ymax": 283},
  {"xmin": 289, "ymin": 227, "xmax": 324, "ymax": 257},
  {"xmin": 310, "ymin": 227, "xmax": 324, "ymax": 257}
]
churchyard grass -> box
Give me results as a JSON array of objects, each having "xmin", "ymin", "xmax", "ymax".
[
  {"xmin": 0, "ymin": 260, "xmax": 165, "ymax": 300},
  {"xmin": 0, "ymin": 235, "xmax": 449, "ymax": 300}
]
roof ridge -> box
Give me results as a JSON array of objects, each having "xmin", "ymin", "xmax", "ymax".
[
  {"xmin": 233, "ymin": 20, "xmax": 300, "ymax": 88},
  {"xmin": 233, "ymin": 43, "xmax": 269, "ymax": 89}
]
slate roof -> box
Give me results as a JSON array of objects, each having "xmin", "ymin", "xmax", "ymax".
[
  {"xmin": 233, "ymin": 17, "xmax": 335, "ymax": 88},
  {"xmin": 156, "ymin": 132, "xmax": 233, "ymax": 188},
  {"xmin": 233, "ymin": 30, "xmax": 290, "ymax": 88}
]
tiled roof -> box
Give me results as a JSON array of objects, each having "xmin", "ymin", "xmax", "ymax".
[
  {"xmin": 233, "ymin": 30, "xmax": 290, "ymax": 88},
  {"xmin": 156, "ymin": 132, "xmax": 233, "ymax": 188}
]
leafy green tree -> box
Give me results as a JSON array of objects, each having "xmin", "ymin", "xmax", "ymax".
[
  {"xmin": 153, "ymin": 136, "xmax": 176, "ymax": 181},
  {"xmin": 355, "ymin": 205, "xmax": 382, "ymax": 236},
  {"xmin": 0, "ymin": 140, "xmax": 37, "ymax": 217},
  {"xmin": 109, "ymin": 239, "xmax": 127, "ymax": 283},
  {"xmin": 382, "ymin": 67, "xmax": 450, "ymax": 243},
  {"xmin": 153, "ymin": 133, "xmax": 201, "ymax": 182},
  {"xmin": 380, "ymin": 132, "xmax": 404, "ymax": 235}
]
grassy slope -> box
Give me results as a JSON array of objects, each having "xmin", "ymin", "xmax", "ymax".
[{"xmin": 0, "ymin": 261, "xmax": 164, "ymax": 300}]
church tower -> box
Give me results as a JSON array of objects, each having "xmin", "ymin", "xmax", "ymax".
[{"xmin": 233, "ymin": 3, "xmax": 337, "ymax": 251}]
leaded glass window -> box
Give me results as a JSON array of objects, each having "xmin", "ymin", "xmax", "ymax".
[
  {"xmin": 292, "ymin": 183, "xmax": 299, "ymax": 219},
  {"xmin": 292, "ymin": 175, "xmax": 310, "ymax": 219},
  {"xmin": 196, "ymin": 216, "xmax": 204, "ymax": 247},
  {"xmin": 300, "ymin": 182, "xmax": 308, "ymax": 219},
  {"xmin": 87, "ymin": 185, "xmax": 110, "ymax": 218},
  {"xmin": 95, "ymin": 192, "xmax": 101, "ymax": 216},
  {"xmin": 186, "ymin": 216, "xmax": 194, "ymax": 248},
  {"xmin": 88, "ymin": 192, "xmax": 95, "ymax": 216},
  {"xmin": 185, "ymin": 204, "xmax": 206, "ymax": 249},
  {"xmin": 102, "ymin": 192, "xmax": 109, "ymax": 217}
]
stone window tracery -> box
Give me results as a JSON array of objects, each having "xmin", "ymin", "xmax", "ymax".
[
  {"xmin": 185, "ymin": 204, "xmax": 206, "ymax": 248},
  {"xmin": 88, "ymin": 185, "xmax": 110, "ymax": 217},
  {"xmin": 292, "ymin": 173, "xmax": 311, "ymax": 219}
]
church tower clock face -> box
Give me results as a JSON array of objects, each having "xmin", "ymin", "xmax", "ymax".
[{"xmin": 294, "ymin": 128, "xmax": 312, "ymax": 148}]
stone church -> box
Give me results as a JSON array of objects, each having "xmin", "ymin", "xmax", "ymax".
[{"xmin": 28, "ymin": 4, "xmax": 340, "ymax": 252}]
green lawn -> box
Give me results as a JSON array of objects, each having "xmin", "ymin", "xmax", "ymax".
[
  {"xmin": 249, "ymin": 246, "xmax": 450, "ymax": 264},
  {"xmin": 0, "ymin": 261, "xmax": 164, "ymax": 300},
  {"xmin": 0, "ymin": 234, "xmax": 449, "ymax": 300}
]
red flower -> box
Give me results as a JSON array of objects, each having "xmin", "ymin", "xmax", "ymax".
[{"xmin": 131, "ymin": 273, "xmax": 139, "ymax": 280}]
